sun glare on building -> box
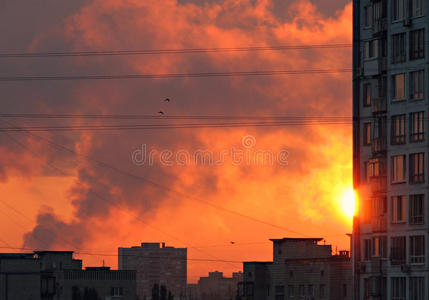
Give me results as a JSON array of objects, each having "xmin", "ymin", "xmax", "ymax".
[{"xmin": 341, "ymin": 188, "xmax": 357, "ymax": 219}]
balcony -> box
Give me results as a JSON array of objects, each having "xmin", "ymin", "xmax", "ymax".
[
  {"xmin": 369, "ymin": 257, "xmax": 387, "ymax": 274},
  {"xmin": 372, "ymin": 137, "xmax": 387, "ymax": 154},
  {"xmin": 364, "ymin": 57, "xmax": 387, "ymax": 76},
  {"xmin": 369, "ymin": 175, "xmax": 387, "ymax": 194},
  {"xmin": 371, "ymin": 97, "xmax": 387, "ymax": 114}
]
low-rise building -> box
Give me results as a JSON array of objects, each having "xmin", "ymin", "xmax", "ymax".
[
  {"xmin": 239, "ymin": 238, "xmax": 352, "ymax": 300},
  {"xmin": 0, "ymin": 251, "xmax": 137, "ymax": 300},
  {"xmin": 189, "ymin": 271, "xmax": 242, "ymax": 300}
]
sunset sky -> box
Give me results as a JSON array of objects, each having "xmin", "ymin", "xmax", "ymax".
[{"xmin": 0, "ymin": 0, "xmax": 352, "ymax": 282}]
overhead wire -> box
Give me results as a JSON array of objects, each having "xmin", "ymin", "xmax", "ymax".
[
  {"xmin": 0, "ymin": 69, "xmax": 353, "ymax": 82},
  {"xmin": 0, "ymin": 43, "xmax": 352, "ymax": 58}
]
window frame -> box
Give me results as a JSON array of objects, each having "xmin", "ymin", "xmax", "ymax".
[
  {"xmin": 391, "ymin": 277, "xmax": 406, "ymax": 300},
  {"xmin": 409, "ymin": 152, "xmax": 425, "ymax": 184},
  {"xmin": 409, "ymin": 111, "xmax": 424, "ymax": 142},
  {"xmin": 391, "ymin": 114, "xmax": 406, "ymax": 145},
  {"xmin": 410, "ymin": 70, "xmax": 424, "ymax": 100},
  {"xmin": 392, "ymin": 33, "xmax": 406, "ymax": 64},
  {"xmin": 409, "ymin": 235, "xmax": 425, "ymax": 264},
  {"xmin": 410, "ymin": 29, "xmax": 425, "ymax": 60},
  {"xmin": 393, "ymin": 73, "xmax": 406, "ymax": 100},
  {"xmin": 392, "ymin": 195, "xmax": 407, "ymax": 223},
  {"xmin": 392, "ymin": 155, "xmax": 406, "ymax": 183},
  {"xmin": 409, "ymin": 194, "xmax": 424, "ymax": 225}
]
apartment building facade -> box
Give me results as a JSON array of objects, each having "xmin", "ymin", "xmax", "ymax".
[
  {"xmin": 118, "ymin": 242, "xmax": 187, "ymax": 300},
  {"xmin": 353, "ymin": 0, "xmax": 428, "ymax": 299}
]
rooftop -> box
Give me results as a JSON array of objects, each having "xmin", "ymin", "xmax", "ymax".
[{"xmin": 270, "ymin": 238, "xmax": 323, "ymax": 243}]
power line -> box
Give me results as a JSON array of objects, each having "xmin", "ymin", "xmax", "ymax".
[
  {"xmin": 0, "ymin": 69, "xmax": 352, "ymax": 82},
  {"xmin": 0, "ymin": 44, "xmax": 352, "ymax": 58},
  {"xmin": 0, "ymin": 114, "xmax": 351, "ymax": 120},
  {"xmin": 0, "ymin": 120, "xmax": 353, "ymax": 132}
]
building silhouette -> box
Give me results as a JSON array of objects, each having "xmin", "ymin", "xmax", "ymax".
[
  {"xmin": 118, "ymin": 242, "xmax": 187, "ymax": 300},
  {"xmin": 186, "ymin": 271, "xmax": 242, "ymax": 300},
  {"xmin": 353, "ymin": 0, "xmax": 427, "ymax": 299},
  {"xmin": 0, "ymin": 251, "xmax": 136, "ymax": 300},
  {"xmin": 238, "ymin": 238, "xmax": 352, "ymax": 300}
]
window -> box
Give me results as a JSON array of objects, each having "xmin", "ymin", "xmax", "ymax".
[
  {"xmin": 298, "ymin": 285, "xmax": 305, "ymax": 297},
  {"xmin": 364, "ymin": 6, "xmax": 373, "ymax": 27},
  {"xmin": 319, "ymin": 284, "xmax": 325, "ymax": 298},
  {"xmin": 288, "ymin": 285, "xmax": 294, "ymax": 297},
  {"xmin": 364, "ymin": 279, "xmax": 370, "ymax": 299},
  {"xmin": 409, "ymin": 194, "xmax": 424, "ymax": 224},
  {"xmin": 275, "ymin": 285, "xmax": 285, "ymax": 300},
  {"xmin": 364, "ymin": 239, "xmax": 371, "ymax": 260},
  {"xmin": 391, "ymin": 237, "xmax": 406, "ymax": 265},
  {"xmin": 365, "ymin": 40, "xmax": 378, "ymax": 59},
  {"xmin": 409, "ymin": 277, "xmax": 424, "ymax": 300},
  {"xmin": 308, "ymin": 285, "xmax": 314, "ymax": 297},
  {"xmin": 392, "ymin": 155, "xmax": 406, "ymax": 182},
  {"xmin": 392, "ymin": 196, "xmax": 406, "ymax": 223},
  {"xmin": 373, "ymin": 196, "xmax": 387, "ymax": 217},
  {"xmin": 410, "ymin": 29, "xmax": 425, "ymax": 60},
  {"xmin": 410, "ymin": 236, "xmax": 425, "ymax": 264},
  {"xmin": 393, "ymin": 74, "xmax": 406, "ymax": 99},
  {"xmin": 364, "ymin": 123, "xmax": 371, "ymax": 146},
  {"xmin": 111, "ymin": 287, "xmax": 123, "ymax": 296},
  {"xmin": 410, "ymin": 153, "xmax": 425, "ymax": 184},
  {"xmin": 411, "ymin": 0, "xmax": 425, "ymax": 17},
  {"xmin": 410, "ymin": 70, "xmax": 424, "ymax": 99},
  {"xmin": 410, "ymin": 112, "xmax": 424, "ymax": 142},
  {"xmin": 392, "ymin": 0, "xmax": 405, "ymax": 21},
  {"xmin": 373, "ymin": 236, "xmax": 387, "ymax": 257},
  {"xmin": 392, "ymin": 33, "xmax": 406, "ymax": 63},
  {"xmin": 363, "ymin": 83, "xmax": 371, "ymax": 106},
  {"xmin": 391, "ymin": 277, "xmax": 406, "ymax": 300},
  {"xmin": 391, "ymin": 115, "xmax": 406, "ymax": 145}
]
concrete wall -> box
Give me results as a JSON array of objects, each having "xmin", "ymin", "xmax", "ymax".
[{"xmin": 0, "ymin": 258, "xmax": 41, "ymax": 300}]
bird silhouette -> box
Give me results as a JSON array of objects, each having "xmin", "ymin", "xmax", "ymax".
[
  {"xmin": 158, "ymin": 111, "xmax": 164, "ymax": 115},
  {"xmin": 164, "ymin": 98, "xmax": 171, "ymax": 102},
  {"xmin": 230, "ymin": 241, "xmax": 235, "ymax": 245}
]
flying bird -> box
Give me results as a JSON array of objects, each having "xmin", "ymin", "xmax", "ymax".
[
  {"xmin": 230, "ymin": 241, "xmax": 235, "ymax": 245},
  {"xmin": 164, "ymin": 98, "xmax": 171, "ymax": 102},
  {"xmin": 158, "ymin": 111, "xmax": 164, "ymax": 115}
]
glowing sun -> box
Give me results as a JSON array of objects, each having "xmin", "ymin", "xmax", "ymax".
[{"xmin": 341, "ymin": 188, "xmax": 357, "ymax": 219}]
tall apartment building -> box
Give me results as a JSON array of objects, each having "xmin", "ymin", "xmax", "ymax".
[
  {"xmin": 353, "ymin": 0, "xmax": 427, "ymax": 299},
  {"xmin": 238, "ymin": 238, "xmax": 352, "ymax": 300},
  {"xmin": 118, "ymin": 242, "xmax": 187, "ymax": 300}
]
